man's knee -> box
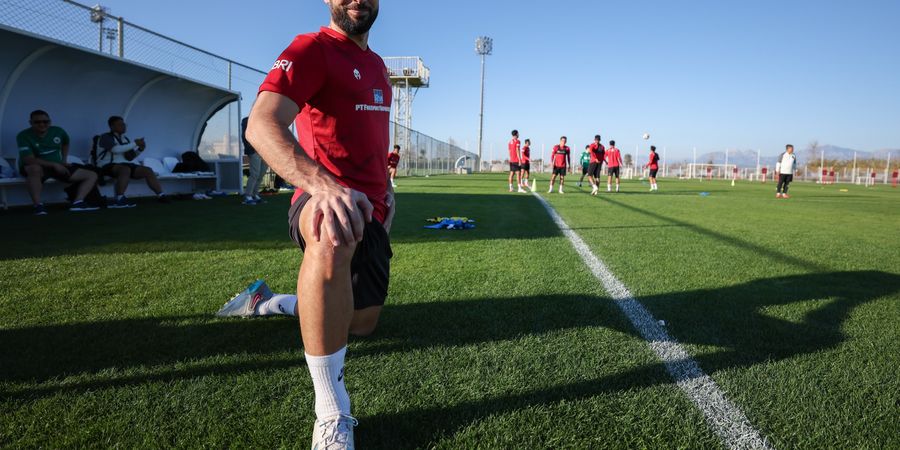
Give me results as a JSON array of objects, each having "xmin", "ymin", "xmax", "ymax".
[
  {"xmin": 24, "ymin": 165, "xmax": 43, "ymax": 178},
  {"xmin": 349, "ymin": 307, "xmax": 382, "ymax": 337}
]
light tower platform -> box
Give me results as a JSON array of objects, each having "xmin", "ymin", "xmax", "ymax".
[{"xmin": 383, "ymin": 57, "xmax": 430, "ymax": 174}]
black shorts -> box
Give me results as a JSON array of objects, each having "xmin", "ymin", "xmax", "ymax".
[
  {"xmin": 38, "ymin": 163, "xmax": 86, "ymax": 183},
  {"xmin": 608, "ymin": 167, "xmax": 621, "ymax": 177},
  {"xmin": 588, "ymin": 162, "xmax": 602, "ymax": 178},
  {"xmin": 649, "ymin": 169, "xmax": 658, "ymax": 178},
  {"xmin": 520, "ymin": 162, "xmax": 530, "ymax": 172},
  {"xmin": 553, "ymin": 167, "xmax": 567, "ymax": 177},
  {"xmin": 288, "ymin": 193, "xmax": 393, "ymax": 311},
  {"xmin": 101, "ymin": 163, "xmax": 141, "ymax": 178},
  {"xmin": 509, "ymin": 163, "xmax": 521, "ymax": 172},
  {"xmin": 581, "ymin": 166, "xmax": 589, "ymax": 175}
]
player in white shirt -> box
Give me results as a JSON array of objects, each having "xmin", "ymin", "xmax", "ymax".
[{"xmin": 775, "ymin": 144, "xmax": 798, "ymax": 199}]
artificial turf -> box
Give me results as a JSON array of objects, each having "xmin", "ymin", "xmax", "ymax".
[{"xmin": 0, "ymin": 174, "xmax": 896, "ymax": 448}]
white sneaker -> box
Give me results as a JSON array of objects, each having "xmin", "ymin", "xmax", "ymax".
[
  {"xmin": 215, "ymin": 280, "xmax": 273, "ymax": 317},
  {"xmin": 548, "ymin": 188, "xmax": 553, "ymax": 194},
  {"xmin": 509, "ymin": 187, "xmax": 514, "ymax": 192},
  {"xmin": 311, "ymin": 415, "xmax": 357, "ymax": 450},
  {"xmin": 391, "ymin": 181, "xmax": 397, "ymax": 188},
  {"xmin": 591, "ymin": 186, "xmax": 598, "ymax": 196},
  {"xmin": 517, "ymin": 187, "xmax": 527, "ymax": 193},
  {"xmin": 558, "ymin": 188, "xmax": 564, "ymax": 194}
]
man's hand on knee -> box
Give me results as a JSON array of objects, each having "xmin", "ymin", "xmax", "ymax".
[{"xmin": 306, "ymin": 183, "xmax": 373, "ymax": 248}]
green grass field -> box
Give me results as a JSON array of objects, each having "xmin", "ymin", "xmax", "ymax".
[{"xmin": 1, "ymin": 174, "xmax": 897, "ymax": 448}]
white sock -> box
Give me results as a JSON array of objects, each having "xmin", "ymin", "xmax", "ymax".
[
  {"xmin": 607, "ymin": 184, "xmax": 611, "ymax": 191},
  {"xmin": 259, "ymin": 294, "xmax": 298, "ymax": 316},
  {"xmin": 306, "ymin": 347, "xmax": 351, "ymax": 421}
]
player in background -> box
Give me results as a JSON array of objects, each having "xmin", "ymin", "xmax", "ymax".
[
  {"xmin": 577, "ymin": 145, "xmax": 590, "ymax": 187},
  {"xmin": 644, "ymin": 145, "xmax": 660, "ymax": 191},
  {"xmin": 241, "ymin": 1, "xmax": 391, "ymax": 448},
  {"xmin": 547, "ymin": 136, "xmax": 571, "ymax": 194},
  {"xmin": 605, "ymin": 140, "xmax": 623, "ymax": 192},
  {"xmin": 508, "ymin": 130, "xmax": 526, "ymax": 193},
  {"xmin": 520, "ymin": 138, "xmax": 532, "ymax": 190},
  {"xmin": 775, "ymin": 144, "xmax": 798, "ymax": 198},
  {"xmin": 587, "ymin": 135, "xmax": 605, "ymax": 195},
  {"xmin": 387, "ymin": 145, "xmax": 400, "ymax": 188}
]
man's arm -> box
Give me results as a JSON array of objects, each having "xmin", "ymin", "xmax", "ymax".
[{"xmin": 247, "ymin": 91, "xmax": 373, "ymax": 247}]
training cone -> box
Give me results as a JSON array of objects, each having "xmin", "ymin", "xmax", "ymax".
[
  {"xmin": 532, "ymin": 180, "xmax": 537, "ymax": 192},
  {"xmin": 731, "ymin": 179, "xmax": 736, "ymax": 187}
]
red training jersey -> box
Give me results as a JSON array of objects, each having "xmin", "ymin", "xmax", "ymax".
[
  {"xmin": 259, "ymin": 27, "xmax": 392, "ymax": 223},
  {"xmin": 508, "ymin": 138, "xmax": 521, "ymax": 163},
  {"xmin": 647, "ymin": 152, "xmax": 659, "ymax": 170},
  {"xmin": 387, "ymin": 152, "xmax": 400, "ymax": 168},
  {"xmin": 552, "ymin": 145, "xmax": 570, "ymax": 168},
  {"xmin": 605, "ymin": 147, "xmax": 622, "ymax": 168},
  {"xmin": 589, "ymin": 143, "xmax": 605, "ymax": 164},
  {"xmin": 521, "ymin": 145, "xmax": 530, "ymax": 163}
]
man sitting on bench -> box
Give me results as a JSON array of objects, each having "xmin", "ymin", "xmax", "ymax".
[
  {"xmin": 97, "ymin": 116, "xmax": 168, "ymax": 208},
  {"xmin": 18, "ymin": 110, "xmax": 99, "ymax": 215}
]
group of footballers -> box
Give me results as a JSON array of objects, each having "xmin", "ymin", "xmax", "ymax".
[{"xmin": 507, "ymin": 130, "xmax": 662, "ymax": 195}]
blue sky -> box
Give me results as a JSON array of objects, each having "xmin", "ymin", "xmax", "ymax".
[{"xmin": 99, "ymin": 0, "xmax": 899, "ymax": 160}]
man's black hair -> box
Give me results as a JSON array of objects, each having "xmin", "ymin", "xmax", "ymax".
[
  {"xmin": 108, "ymin": 115, "xmax": 124, "ymax": 127},
  {"xmin": 512, "ymin": 130, "xmax": 519, "ymax": 136},
  {"xmin": 594, "ymin": 134, "xmax": 601, "ymax": 141},
  {"xmin": 609, "ymin": 140, "xmax": 616, "ymax": 146},
  {"xmin": 30, "ymin": 110, "xmax": 49, "ymax": 120}
]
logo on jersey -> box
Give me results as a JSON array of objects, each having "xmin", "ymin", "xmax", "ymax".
[
  {"xmin": 53, "ymin": 137, "xmax": 61, "ymax": 144},
  {"xmin": 272, "ymin": 59, "xmax": 293, "ymax": 72},
  {"xmin": 353, "ymin": 69, "xmax": 361, "ymax": 80},
  {"xmin": 373, "ymin": 89, "xmax": 384, "ymax": 105}
]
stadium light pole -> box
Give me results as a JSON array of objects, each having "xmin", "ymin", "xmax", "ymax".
[{"xmin": 475, "ymin": 36, "xmax": 493, "ymax": 172}]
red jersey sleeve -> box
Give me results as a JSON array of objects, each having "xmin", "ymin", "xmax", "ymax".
[{"xmin": 259, "ymin": 35, "xmax": 327, "ymax": 108}]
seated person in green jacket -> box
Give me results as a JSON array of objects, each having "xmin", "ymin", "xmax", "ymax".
[
  {"xmin": 18, "ymin": 110, "xmax": 98, "ymax": 215},
  {"xmin": 97, "ymin": 116, "xmax": 168, "ymax": 208}
]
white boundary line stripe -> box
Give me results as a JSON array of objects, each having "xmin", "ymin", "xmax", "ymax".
[{"xmin": 533, "ymin": 192, "xmax": 772, "ymax": 450}]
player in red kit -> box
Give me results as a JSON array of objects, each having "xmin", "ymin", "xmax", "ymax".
[
  {"xmin": 520, "ymin": 138, "xmax": 532, "ymax": 190},
  {"xmin": 587, "ymin": 135, "xmax": 605, "ymax": 195},
  {"xmin": 547, "ymin": 136, "xmax": 571, "ymax": 194},
  {"xmin": 387, "ymin": 144, "xmax": 400, "ymax": 188},
  {"xmin": 243, "ymin": 1, "xmax": 391, "ymax": 447},
  {"xmin": 643, "ymin": 145, "xmax": 660, "ymax": 191},
  {"xmin": 605, "ymin": 140, "xmax": 623, "ymax": 192},
  {"xmin": 508, "ymin": 129, "xmax": 526, "ymax": 193}
]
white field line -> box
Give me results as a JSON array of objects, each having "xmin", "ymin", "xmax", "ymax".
[{"xmin": 533, "ymin": 192, "xmax": 772, "ymax": 450}]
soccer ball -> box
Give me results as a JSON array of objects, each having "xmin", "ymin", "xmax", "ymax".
[{"xmin": 642, "ymin": 133, "xmax": 651, "ymax": 140}]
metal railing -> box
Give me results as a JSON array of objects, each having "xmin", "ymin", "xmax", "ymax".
[
  {"xmin": 0, "ymin": 0, "xmax": 267, "ymax": 89},
  {"xmin": 384, "ymin": 56, "xmax": 430, "ymax": 86},
  {"xmin": 390, "ymin": 122, "xmax": 476, "ymax": 176}
]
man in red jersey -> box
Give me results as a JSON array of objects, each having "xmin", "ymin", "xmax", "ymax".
[
  {"xmin": 520, "ymin": 138, "xmax": 532, "ymax": 190},
  {"xmin": 643, "ymin": 145, "xmax": 660, "ymax": 191},
  {"xmin": 507, "ymin": 129, "xmax": 526, "ymax": 193},
  {"xmin": 387, "ymin": 144, "xmax": 400, "ymax": 188},
  {"xmin": 547, "ymin": 136, "xmax": 571, "ymax": 194},
  {"xmin": 587, "ymin": 134, "xmax": 605, "ymax": 196},
  {"xmin": 245, "ymin": 1, "xmax": 391, "ymax": 447},
  {"xmin": 605, "ymin": 140, "xmax": 623, "ymax": 192}
]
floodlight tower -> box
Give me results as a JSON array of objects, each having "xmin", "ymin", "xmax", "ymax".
[
  {"xmin": 475, "ymin": 36, "xmax": 492, "ymax": 172},
  {"xmin": 384, "ymin": 57, "xmax": 430, "ymax": 175},
  {"xmin": 90, "ymin": 4, "xmax": 108, "ymax": 52}
]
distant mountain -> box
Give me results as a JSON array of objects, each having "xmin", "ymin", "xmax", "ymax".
[{"xmin": 692, "ymin": 145, "xmax": 897, "ymax": 167}]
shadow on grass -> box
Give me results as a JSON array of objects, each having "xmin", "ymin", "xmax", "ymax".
[
  {"xmin": 0, "ymin": 193, "xmax": 557, "ymax": 260},
  {"xmin": 3, "ymin": 271, "xmax": 897, "ymax": 448},
  {"xmin": 595, "ymin": 195, "xmax": 830, "ymax": 272},
  {"xmin": 359, "ymin": 270, "xmax": 899, "ymax": 448}
]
